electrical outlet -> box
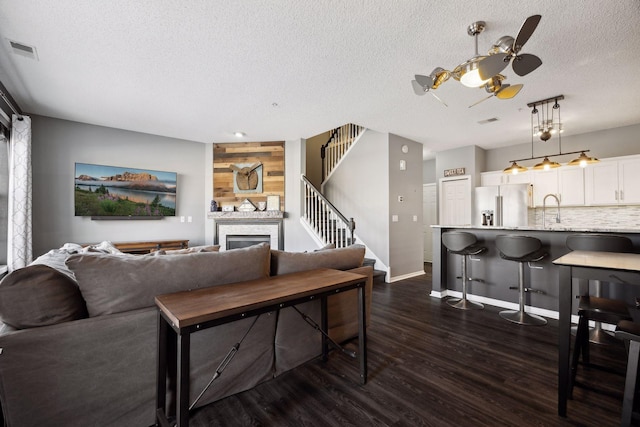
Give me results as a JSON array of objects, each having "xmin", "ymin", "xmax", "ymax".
[
  {"xmin": 180, "ymin": 216, "xmax": 185, "ymax": 223},
  {"xmin": 392, "ymin": 215, "xmax": 398, "ymax": 222},
  {"xmin": 413, "ymin": 215, "xmax": 418, "ymax": 222},
  {"xmin": 187, "ymin": 216, "xmax": 192, "ymax": 223},
  {"xmin": 398, "ymin": 196, "xmax": 404, "ymax": 202}
]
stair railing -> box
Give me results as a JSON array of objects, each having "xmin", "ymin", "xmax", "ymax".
[
  {"xmin": 301, "ymin": 175, "xmax": 355, "ymax": 248},
  {"xmin": 321, "ymin": 123, "xmax": 364, "ymax": 181}
]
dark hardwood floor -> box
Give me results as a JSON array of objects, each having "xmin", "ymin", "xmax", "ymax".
[{"xmin": 189, "ymin": 264, "xmax": 631, "ymax": 426}]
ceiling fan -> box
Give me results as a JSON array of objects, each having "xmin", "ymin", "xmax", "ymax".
[
  {"xmin": 469, "ymin": 74, "xmax": 523, "ymax": 108},
  {"xmin": 411, "ymin": 15, "xmax": 541, "ymax": 106},
  {"xmin": 478, "ymin": 15, "xmax": 543, "ymax": 80},
  {"xmin": 411, "ymin": 67, "xmax": 450, "ymax": 106}
]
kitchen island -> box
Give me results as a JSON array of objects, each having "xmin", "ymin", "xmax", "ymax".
[{"xmin": 432, "ymin": 225, "xmax": 640, "ymax": 317}]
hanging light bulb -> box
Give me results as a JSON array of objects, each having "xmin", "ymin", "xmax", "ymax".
[
  {"xmin": 533, "ymin": 156, "xmax": 561, "ymax": 171},
  {"xmin": 568, "ymin": 151, "xmax": 600, "ymax": 168}
]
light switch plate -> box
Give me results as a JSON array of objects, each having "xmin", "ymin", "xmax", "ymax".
[{"xmin": 392, "ymin": 215, "xmax": 398, "ymax": 222}]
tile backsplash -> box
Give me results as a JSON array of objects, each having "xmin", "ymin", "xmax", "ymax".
[{"xmin": 532, "ymin": 205, "xmax": 640, "ymax": 230}]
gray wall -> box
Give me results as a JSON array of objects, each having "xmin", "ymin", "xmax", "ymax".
[
  {"xmin": 484, "ymin": 123, "xmax": 640, "ymax": 171},
  {"xmin": 388, "ymin": 134, "xmax": 424, "ymax": 277},
  {"xmin": 435, "ymin": 145, "xmax": 482, "ymax": 188},
  {"xmin": 31, "ymin": 115, "xmax": 206, "ymax": 256},
  {"xmin": 423, "ymin": 158, "xmax": 436, "ymax": 183},
  {"xmin": 324, "ymin": 129, "xmax": 390, "ymax": 267}
]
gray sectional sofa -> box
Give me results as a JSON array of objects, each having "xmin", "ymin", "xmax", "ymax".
[{"xmin": 0, "ymin": 242, "xmax": 372, "ymax": 427}]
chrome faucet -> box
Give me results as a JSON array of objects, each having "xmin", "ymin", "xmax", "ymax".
[{"xmin": 542, "ymin": 194, "xmax": 561, "ymax": 228}]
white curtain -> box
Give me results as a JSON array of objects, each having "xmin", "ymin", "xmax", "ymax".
[{"xmin": 7, "ymin": 114, "xmax": 32, "ymax": 271}]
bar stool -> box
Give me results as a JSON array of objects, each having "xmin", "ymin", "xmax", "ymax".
[
  {"xmin": 566, "ymin": 234, "xmax": 633, "ymax": 397},
  {"xmin": 442, "ymin": 231, "xmax": 487, "ymax": 310},
  {"xmin": 615, "ymin": 320, "xmax": 640, "ymax": 427},
  {"xmin": 495, "ymin": 235, "xmax": 547, "ymax": 325}
]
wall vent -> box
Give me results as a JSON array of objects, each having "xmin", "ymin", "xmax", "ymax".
[
  {"xmin": 8, "ymin": 40, "xmax": 38, "ymax": 60},
  {"xmin": 477, "ymin": 117, "xmax": 499, "ymax": 125}
]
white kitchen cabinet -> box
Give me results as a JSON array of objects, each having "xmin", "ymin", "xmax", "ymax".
[
  {"xmin": 618, "ymin": 158, "xmax": 640, "ymax": 204},
  {"xmin": 480, "ymin": 170, "xmax": 530, "ymax": 186},
  {"xmin": 480, "ymin": 171, "xmax": 504, "ymax": 186},
  {"xmin": 585, "ymin": 157, "xmax": 640, "ymax": 205},
  {"xmin": 532, "ymin": 169, "xmax": 558, "ymax": 207},
  {"xmin": 558, "ymin": 167, "xmax": 585, "ymax": 206}
]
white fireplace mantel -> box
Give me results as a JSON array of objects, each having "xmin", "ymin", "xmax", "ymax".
[{"xmin": 208, "ymin": 211, "xmax": 284, "ymax": 250}]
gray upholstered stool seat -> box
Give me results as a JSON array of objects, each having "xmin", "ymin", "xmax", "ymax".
[
  {"xmin": 615, "ymin": 320, "xmax": 640, "ymax": 427},
  {"xmin": 566, "ymin": 234, "xmax": 633, "ymax": 397},
  {"xmin": 442, "ymin": 231, "xmax": 487, "ymax": 310},
  {"xmin": 495, "ymin": 235, "xmax": 547, "ymax": 325}
]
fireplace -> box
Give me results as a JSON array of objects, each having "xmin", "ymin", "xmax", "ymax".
[
  {"xmin": 226, "ymin": 235, "xmax": 271, "ymax": 250},
  {"xmin": 210, "ymin": 212, "xmax": 284, "ymax": 250}
]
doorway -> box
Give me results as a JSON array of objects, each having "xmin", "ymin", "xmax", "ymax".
[
  {"xmin": 423, "ymin": 184, "xmax": 437, "ymax": 262},
  {"xmin": 439, "ymin": 176, "xmax": 471, "ymax": 225}
]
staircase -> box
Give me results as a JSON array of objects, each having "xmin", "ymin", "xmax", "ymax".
[
  {"xmin": 321, "ymin": 123, "xmax": 365, "ymax": 181},
  {"xmin": 302, "ymin": 124, "xmax": 386, "ymax": 282},
  {"xmin": 301, "ymin": 175, "xmax": 355, "ymax": 249}
]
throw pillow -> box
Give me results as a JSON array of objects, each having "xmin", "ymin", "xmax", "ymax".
[
  {"xmin": 270, "ymin": 244, "xmax": 365, "ymax": 276},
  {"xmin": 0, "ymin": 265, "xmax": 88, "ymax": 329},
  {"xmin": 67, "ymin": 242, "xmax": 271, "ymax": 317}
]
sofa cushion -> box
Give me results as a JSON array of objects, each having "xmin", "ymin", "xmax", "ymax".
[
  {"xmin": 67, "ymin": 243, "xmax": 271, "ymax": 317},
  {"xmin": 270, "ymin": 244, "xmax": 365, "ymax": 276},
  {"xmin": 0, "ymin": 265, "xmax": 88, "ymax": 329}
]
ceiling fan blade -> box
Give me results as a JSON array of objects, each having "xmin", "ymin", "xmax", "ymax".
[
  {"xmin": 468, "ymin": 94, "xmax": 494, "ymax": 108},
  {"xmin": 411, "ymin": 80, "xmax": 427, "ymax": 96},
  {"xmin": 415, "ymin": 74, "xmax": 435, "ymax": 89},
  {"xmin": 496, "ymin": 83, "xmax": 523, "ymax": 99},
  {"xmin": 514, "ymin": 15, "xmax": 541, "ymax": 52},
  {"xmin": 512, "ymin": 53, "xmax": 542, "ymax": 76},
  {"xmin": 478, "ymin": 53, "xmax": 509, "ymax": 80},
  {"xmin": 430, "ymin": 91, "xmax": 448, "ymax": 107}
]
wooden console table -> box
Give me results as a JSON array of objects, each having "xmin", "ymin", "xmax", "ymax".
[
  {"xmin": 154, "ymin": 268, "xmax": 368, "ymax": 427},
  {"xmin": 112, "ymin": 239, "xmax": 189, "ymax": 254}
]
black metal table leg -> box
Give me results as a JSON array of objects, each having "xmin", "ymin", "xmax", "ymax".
[
  {"xmin": 558, "ymin": 265, "xmax": 572, "ymax": 417},
  {"xmin": 321, "ymin": 296, "xmax": 328, "ymax": 362},
  {"xmin": 358, "ymin": 284, "xmax": 367, "ymax": 384},
  {"xmin": 177, "ymin": 332, "xmax": 191, "ymax": 427}
]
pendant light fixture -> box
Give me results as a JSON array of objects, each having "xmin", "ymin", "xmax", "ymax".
[{"xmin": 503, "ymin": 95, "xmax": 599, "ymax": 173}]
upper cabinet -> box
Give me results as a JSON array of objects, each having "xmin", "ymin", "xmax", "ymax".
[
  {"xmin": 585, "ymin": 157, "xmax": 640, "ymax": 205},
  {"xmin": 558, "ymin": 167, "xmax": 585, "ymax": 206},
  {"xmin": 480, "ymin": 170, "xmax": 530, "ymax": 186},
  {"xmin": 531, "ymin": 167, "xmax": 585, "ymax": 207},
  {"xmin": 479, "ymin": 155, "xmax": 640, "ymax": 207}
]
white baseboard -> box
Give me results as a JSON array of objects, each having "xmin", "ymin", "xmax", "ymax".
[
  {"xmin": 389, "ymin": 270, "xmax": 426, "ymax": 283},
  {"xmin": 428, "ymin": 290, "xmax": 614, "ymax": 330}
]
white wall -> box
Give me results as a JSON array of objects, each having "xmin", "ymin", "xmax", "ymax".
[
  {"xmin": 324, "ymin": 129, "xmax": 390, "ymax": 266},
  {"xmin": 31, "ymin": 115, "xmax": 206, "ymax": 256},
  {"xmin": 284, "ymin": 138, "xmax": 317, "ymax": 252}
]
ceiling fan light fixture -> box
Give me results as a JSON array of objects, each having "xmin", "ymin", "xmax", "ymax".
[{"xmin": 454, "ymin": 56, "xmax": 492, "ymax": 88}]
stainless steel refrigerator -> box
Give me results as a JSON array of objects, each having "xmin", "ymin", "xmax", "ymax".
[{"xmin": 473, "ymin": 184, "xmax": 533, "ymax": 227}]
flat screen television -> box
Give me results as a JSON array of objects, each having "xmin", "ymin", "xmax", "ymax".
[{"xmin": 74, "ymin": 163, "xmax": 177, "ymax": 218}]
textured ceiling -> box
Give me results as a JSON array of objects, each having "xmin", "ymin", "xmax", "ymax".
[{"xmin": 1, "ymin": 1, "xmax": 640, "ymax": 159}]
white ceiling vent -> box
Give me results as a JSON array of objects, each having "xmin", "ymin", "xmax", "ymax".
[
  {"xmin": 8, "ymin": 40, "xmax": 38, "ymax": 60},
  {"xmin": 478, "ymin": 117, "xmax": 499, "ymax": 125}
]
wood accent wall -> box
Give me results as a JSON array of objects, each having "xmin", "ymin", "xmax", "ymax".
[{"xmin": 213, "ymin": 142, "xmax": 285, "ymax": 210}]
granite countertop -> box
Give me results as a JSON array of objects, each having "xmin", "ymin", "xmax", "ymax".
[{"xmin": 431, "ymin": 225, "xmax": 640, "ymax": 233}]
